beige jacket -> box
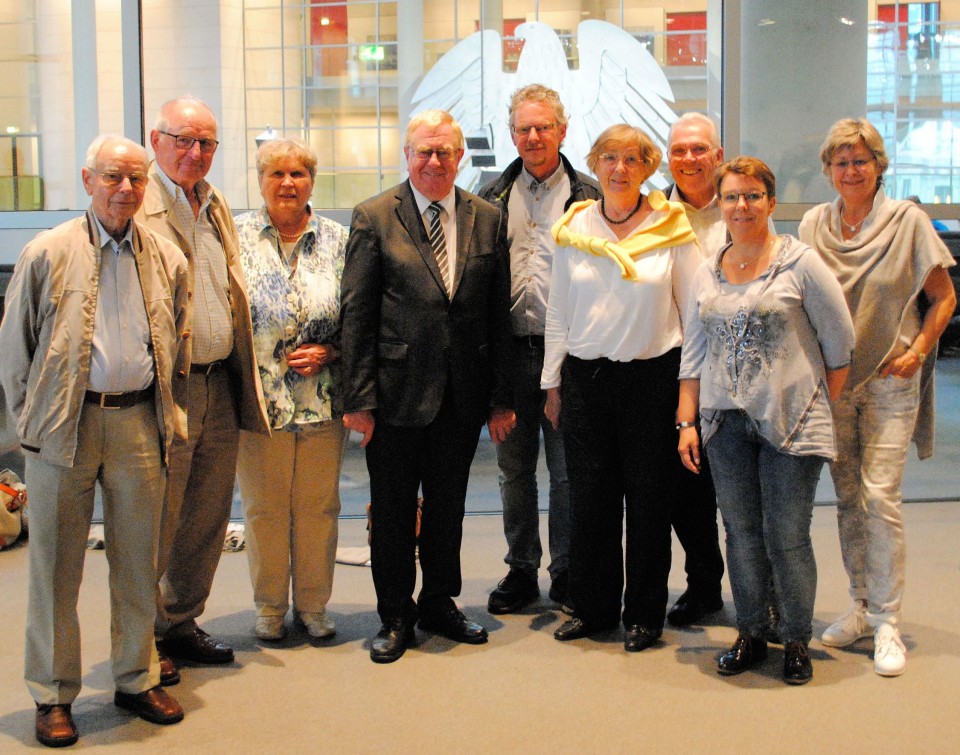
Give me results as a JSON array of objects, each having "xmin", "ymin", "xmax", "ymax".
[
  {"xmin": 0, "ymin": 209, "xmax": 189, "ymax": 467},
  {"xmin": 136, "ymin": 163, "xmax": 270, "ymax": 435}
]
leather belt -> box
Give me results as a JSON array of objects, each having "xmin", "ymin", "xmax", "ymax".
[
  {"xmin": 190, "ymin": 361, "xmax": 223, "ymax": 376},
  {"xmin": 84, "ymin": 386, "xmax": 154, "ymax": 409}
]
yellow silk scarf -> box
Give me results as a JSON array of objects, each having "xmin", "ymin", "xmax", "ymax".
[{"xmin": 551, "ymin": 190, "xmax": 698, "ymax": 282}]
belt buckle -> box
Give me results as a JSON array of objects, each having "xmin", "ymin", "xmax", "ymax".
[{"xmin": 99, "ymin": 392, "xmax": 123, "ymax": 409}]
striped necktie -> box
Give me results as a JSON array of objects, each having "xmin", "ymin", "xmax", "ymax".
[{"xmin": 427, "ymin": 201, "xmax": 450, "ymax": 295}]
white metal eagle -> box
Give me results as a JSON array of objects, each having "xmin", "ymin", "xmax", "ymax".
[{"xmin": 409, "ymin": 20, "xmax": 679, "ymax": 191}]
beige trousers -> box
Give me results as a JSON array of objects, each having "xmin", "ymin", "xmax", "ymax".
[
  {"xmin": 237, "ymin": 419, "xmax": 347, "ymax": 617},
  {"xmin": 25, "ymin": 401, "xmax": 164, "ymax": 704}
]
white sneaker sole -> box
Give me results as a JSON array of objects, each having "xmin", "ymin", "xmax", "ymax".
[{"xmin": 821, "ymin": 629, "xmax": 871, "ymax": 648}]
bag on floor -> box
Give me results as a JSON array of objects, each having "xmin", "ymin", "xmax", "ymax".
[{"xmin": 0, "ymin": 468, "xmax": 27, "ymax": 549}]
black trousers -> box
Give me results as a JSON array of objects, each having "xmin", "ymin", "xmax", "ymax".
[
  {"xmin": 366, "ymin": 389, "xmax": 483, "ymax": 623},
  {"xmin": 672, "ymin": 450, "xmax": 725, "ymax": 598},
  {"xmin": 561, "ymin": 350, "xmax": 683, "ymax": 630}
]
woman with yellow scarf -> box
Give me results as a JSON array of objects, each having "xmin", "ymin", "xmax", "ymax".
[{"xmin": 543, "ymin": 124, "xmax": 700, "ymax": 653}]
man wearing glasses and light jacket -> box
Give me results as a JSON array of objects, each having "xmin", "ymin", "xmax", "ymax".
[
  {"xmin": 479, "ymin": 84, "xmax": 600, "ymax": 615},
  {"xmin": 137, "ymin": 96, "xmax": 270, "ymax": 684}
]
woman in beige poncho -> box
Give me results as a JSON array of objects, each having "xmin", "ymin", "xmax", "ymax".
[{"xmin": 798, "ymin": 118, "xmax": 955, "ymax": 677}]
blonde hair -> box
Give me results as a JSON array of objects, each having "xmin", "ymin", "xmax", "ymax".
[
  {"xmin": 819, "ymin": 117, "xmax": 888, "ymax": 183},
  {"xmin": 586, "ymin": 124, "xmax": 662, "ymax": 183},
  {"xmin": 256, "ymin": 137, "xmax": 317, "ymax": 180}
]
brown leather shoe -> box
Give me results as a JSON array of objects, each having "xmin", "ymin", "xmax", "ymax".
[
  {"xmin": 158, "ymin": 650, "xmax": 180, "ymax": 686},
  {"xmin": 114, "ymin": 686, "xmax": 184, "ymax": 725},
  {"xmin": 157, "ymin": 627, "xmax": 234, "ymax": 664},
  {"xmin": 35, "ymin": 703, "xmax": 78, "ymax": 748}
]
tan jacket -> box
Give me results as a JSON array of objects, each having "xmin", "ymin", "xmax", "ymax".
[
  {"xmin": 0, "ymin": 209, "xmax": 189, "ymax": 467},
  {"xmin": 136, "ymin": 163, "xmax": 270, "ymax": 435}
]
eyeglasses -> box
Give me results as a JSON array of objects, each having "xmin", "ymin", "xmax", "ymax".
[
  {"xmin": 719, "ymin": 191, "xmax": 768, "ymax": 206},
  {"xmin": 830, "ymin": 157, "xmax": 875, "ymax": 170},
  {"xmin": 598, "ymin": 153, "xmax": 642, "ymax": 169},
  {"xmin": 92, "ymin": 169, "xmax": 148, "ymax": 189},
  {"xmin": 669, "ymin": 144, "xmax": 713, "ymax": 158},
  {"xmin": 512, "ymin": 122, "xmax": 557, "ymax": 137},
  {"xmin": 411, "ymin": 147, "xmax": 457, "ymax": 162},
  {"xmin": 159, "ymin": 131, "xmax": 219, "ymax": 153}
]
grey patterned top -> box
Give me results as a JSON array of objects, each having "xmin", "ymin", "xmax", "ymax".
[
  {"xmin": 235, "ymin": 206, "xmax": 347, "ymax": 430},
  {"xmin": 679, "ymin": 235, "xmax": 855, "ymax": 459}
]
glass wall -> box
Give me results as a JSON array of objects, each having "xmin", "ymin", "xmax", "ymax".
[{"xmin": 0, "ymin": 1, "xmax": 956, "ymax": 214}]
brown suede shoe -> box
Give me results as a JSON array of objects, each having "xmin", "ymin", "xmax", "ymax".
[
  {"xmin": 114, "ymin": 686, "xmax": 184, "ymax": 725},
  {"xmin": 35, "ymin": 703, "xmax": 79, "ymax": 748}
]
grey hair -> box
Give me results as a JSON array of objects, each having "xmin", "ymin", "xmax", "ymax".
[
  {"xmin": 508, "ymin": 84, "xmax": 569, "ymax": 129},
  {"xmin": 668, "ymin": 112, "xmax": 720, "ymax": 149},
  {"xmin": 404, "ymin": 109, "xmax": 464, "ymax": 151},
  {"xmin": 256, "ymin": 137, "xmax": 318, "ymax": 180},
  {"xmin": 85, "ymin": 135, "xmax": 149, "ymax": 170}
]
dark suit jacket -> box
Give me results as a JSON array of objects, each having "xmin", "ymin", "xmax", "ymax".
[{"xmin": 340, "ymin": 181, "xmax": 513, "ymax": 429}]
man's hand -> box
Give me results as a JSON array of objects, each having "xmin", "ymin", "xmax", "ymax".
[
  {"xmin": 344, "ymin": 410, "xmax": 375, "ymax": 447},
  {"xmin": 487, "ymin": 407, "xmax": 516, "ymax": 445},
  {"xmin": 544, "ymin": 387, "xmax": 561, "ymax": 430}
]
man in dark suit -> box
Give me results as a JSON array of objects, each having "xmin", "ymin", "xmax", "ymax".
[{"xmin": 340, "ymin": 109, "xmax": 515, "ymax": 664}]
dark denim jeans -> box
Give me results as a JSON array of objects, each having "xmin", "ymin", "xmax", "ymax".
[
  {"xmin": 495, "ymin": 336, "xmax": 570, "ymax": 579},
  {"xmin": 706, "ymin": 410, "xmax": 824, "ymax": 645}
]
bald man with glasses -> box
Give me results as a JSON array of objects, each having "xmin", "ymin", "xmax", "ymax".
[{"xmin": 137, "ymin": 96, "xmax": 270, "ymax": 683}]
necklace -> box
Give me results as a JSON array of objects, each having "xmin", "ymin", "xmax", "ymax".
[
  {"xmin": 600, "ymin": 195, "xmax": 644, "ymax": 225},
  {"xmin": 278, "ymin": 228, "xmax": 305, "ymax": 242},
  {"xmin": 731, "ymin": 237, "xmax": 774, "ymax": 270},
  {"xmin": 840, "ymin": 203, "xmax": 865, "ymax": 233}
]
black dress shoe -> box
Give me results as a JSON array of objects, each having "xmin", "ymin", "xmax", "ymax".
[
  {"xmin": 667, "ymin": 590, "xmax": 724, "ymax": 627},
  {"xmin": 487, "ymin": 569, "xmax": 539, "ymax": 614},
  {"xmin": 35, "ymin": 703, "xmax": 78, "ymax": 748},
  {"xmin": 418, "ymin": 608, "xmax": 488, "ymax": 644},
  {"xmin": 783, "ymin": 641, "xmax": 813, "ymax": 685},
  {"xmin": 157, "ymin": 627, "xmax": 234, "ymax": 664},
  {"xmin": 624, "ymin": 625, "xmax": 662, "ymax": 652},
  {"xmin": 370, "ymin": 619, "xmax": 415, "ymax": 664},
  {"xmin": 553, "ymin": 617, "xmax": 608, "ymax": 641},
  {"xmin": 717, "ymin": 635, "xmax": 768, "ymax": 675},
  {"xmin": 158, "ymin": 650, "xmax": 180, "ymax": 687},
  {"xmin": 114, "ymin": 686, "xmax": 184, "ymax": 725}
]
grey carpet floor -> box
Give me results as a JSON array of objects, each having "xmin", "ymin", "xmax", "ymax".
[{"xmin": 2, "ymin": 504, "xmax": 959, "ymax": 753}]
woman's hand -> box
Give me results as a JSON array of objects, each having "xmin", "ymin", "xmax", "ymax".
[
  {"xmin": 286, "ymin": 342, "xmax": 339, "ymax": 376},
  {"xmin": 678, "ymin": 426, "xmax": 701, "ymax": 474},
  {"xmin": 879, "ymin": 350, "xmax": 922, "ymax": 380},
  {"xmin": 544, "ymin": 387, "xmax": 561, "ymax": 430}
]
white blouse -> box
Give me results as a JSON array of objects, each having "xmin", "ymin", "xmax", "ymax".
[{"xmin": 541, "ymin": 201, "xmax": 701, "ymax": 389}]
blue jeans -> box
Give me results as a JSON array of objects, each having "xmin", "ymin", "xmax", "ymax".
[
  {"xmin": 495, "ymin": 336, "xmax": 570, "ymax": 579},
  {"xmin": 706, "ymin": 411, "xmax": 824, "ymax": 644}
]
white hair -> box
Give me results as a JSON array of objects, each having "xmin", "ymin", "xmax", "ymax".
[
  {"xmin": 668, "ymin": 112, "xmax": 721, "ymax": 149},
  {"xmin": 85, "ymin": 135, "xmax": 149, "ymax": 170},
  {"xmin": 154, "ymin": 95, "xmax": 219, "ymax": 136}
]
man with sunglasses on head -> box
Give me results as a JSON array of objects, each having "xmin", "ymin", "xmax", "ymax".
[
  {"xmin": 478, "ymin": 84, "xmax": 599, "ymax": 616},
  {"xmin": 340, "ymin": 109, "xmax": 515, "ymax": 663},
  {"xmin": 137, "ymin": 96, "xmax": 270, "ymax": 683},
  {"xmin": 0, "ymin": 135, "xmax": 189, "ymax": 747}
]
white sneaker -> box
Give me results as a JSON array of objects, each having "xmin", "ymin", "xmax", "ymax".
[
  {"xmin": 255, "ymin": 615, "xmax": 286, "ymax": 640},
  {"xmin": 821, "ymin": 602, "xmax": 871, "ymax": 647},
  {"xmin": 873, "ymin": 622, "xmax": 906, "ymax": 677},
  {"xmin": 299, "ymin": 610, "xmax": 336, "ymax": 639}
]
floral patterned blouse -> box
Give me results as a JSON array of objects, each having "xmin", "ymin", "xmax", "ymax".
[{"xmin": 235, "ymin": 206, "xmax": 347, "ymax": 430}]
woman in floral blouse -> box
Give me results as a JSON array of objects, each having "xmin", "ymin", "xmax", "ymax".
[{"xmin": 235, "ymin": 137, "xmax": 348, "ymax": 642}]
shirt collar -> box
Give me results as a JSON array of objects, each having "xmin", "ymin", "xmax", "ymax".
[
  {"xmin": 410, "ymin": 183, "xmax": 455, "ymax": 218},
  {"xmin": 669, "ymin": 183, "xmax": 719, "ymax": 215},
  {"xmin": 154, "ymin": 162, "xmax": 214, "ymax": 211},
  {"xmin": 258, "ymin": 204, "xmax": 318, "ymax": 238},
  {"xmin": 92, "ymin": 213, "xmax": 134, "ymax": 253},
  {"xmin": 521, "ymin": 162, "xmax": 564, "ymax": 195}
]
